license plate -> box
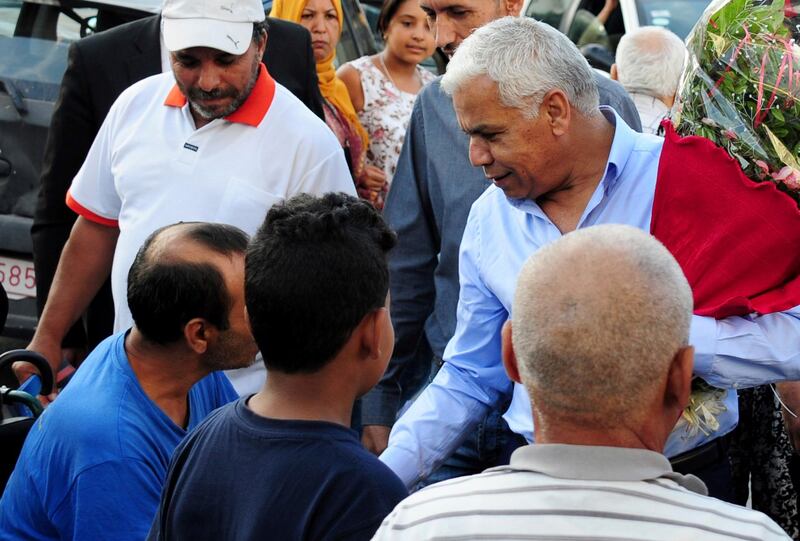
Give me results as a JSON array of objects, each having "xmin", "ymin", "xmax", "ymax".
[{"xmin": 0, "ymin": 255, "xmax": 36, "ymax": 300}]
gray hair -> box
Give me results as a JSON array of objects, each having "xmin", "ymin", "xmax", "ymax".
[
  {"xmin": 615, "ymin": 26, "xmax": 686, "ymax": 99},
  {"xmin": 511, "ymin": 225, "xmax": 693, "ymax": 427},
  {"xmin": 441, "ymin": 17, "xmax": 600, "ymax": 117}
]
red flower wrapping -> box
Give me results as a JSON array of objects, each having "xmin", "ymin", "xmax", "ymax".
[{"xmin": 651, "ymin": 123, "xmax": 800, "ymax": 319}]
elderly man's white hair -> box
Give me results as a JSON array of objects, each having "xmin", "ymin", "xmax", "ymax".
[
  {"xmin": 441, "ymin": 16, "xmax": 600, "ymax": 117},
  {"xmin": 616, "ymin": 26, "xmax": 687, "ymax": 100},
  {"xmin": 512, "ymin": 225, "xmax": 693, "ymax": 427}
]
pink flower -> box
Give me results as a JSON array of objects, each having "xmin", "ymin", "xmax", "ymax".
[{"xmin": 773, "ymin": 166, "xmax": 800, "ymax": 191}]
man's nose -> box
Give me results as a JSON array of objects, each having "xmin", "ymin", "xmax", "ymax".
[
  {"xmin": 197, "ymin": 64, "xmax": 222, "ymax": 91},
  {"xmin": 434, "ymin": 17, "xmax": 456, "ymax": 50},
  {"xmin": 469, "ymin": 137, "xmax": 492, "ymax": 167}
]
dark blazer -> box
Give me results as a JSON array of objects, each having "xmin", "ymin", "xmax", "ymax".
[{"xmin": 32, "ymin": 15, "xmax": 324, "ymax": 349}]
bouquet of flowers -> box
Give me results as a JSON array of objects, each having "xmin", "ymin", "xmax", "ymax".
[
  {"xmin": 655, "ymin": 0, "xmax": 800, "ymax": 439},
  {"xmin": 672, "ymin": 0, "xmax": 800, "ymax": 204}
]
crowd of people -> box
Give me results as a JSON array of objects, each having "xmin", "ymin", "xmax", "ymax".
[{"xmin": 1, "ymin": 0, "xmax": 799, "ymax": 539}]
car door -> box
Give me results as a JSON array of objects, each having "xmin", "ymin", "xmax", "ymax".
[{"xmin": 0, "ymin": 0, "xmax": 152, "ymax": 338}]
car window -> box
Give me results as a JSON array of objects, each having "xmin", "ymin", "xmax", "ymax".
[
  {"xmin": 0, "ymin": 1, "xmax": 18, "ymax": 37},
  {"xmin": 635, "ymin": 0, "xmax": 709, "ymax": 39},
  {"xmin": 54, "ymin": 7, "xmax": 100, "ymax": 42},
  {"xmin": 336, "ymin": 0, "xmax": 378, "ymax": 65},
  {"xmin": 0, "ymin": 1, "xmax": 99, "ymax": 42},
  {"xmin": 524, "ymin": 0, "xmax": 573, "ymax": 29}
]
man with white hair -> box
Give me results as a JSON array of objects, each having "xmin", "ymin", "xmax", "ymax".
[
  {"xmin": 373, "ymin": 225, "xmax": 790, "ymax": 540},
  {"xmin": 380, "ymin": 16, "xmax": 800, "ymax": 501},
  {"xmin": 611, "ymin": 26, "xmax": 686, "ymax": 134},
  {"xmin": 362, "ymin": 0, "xmax": 642, "ymax": 480}
]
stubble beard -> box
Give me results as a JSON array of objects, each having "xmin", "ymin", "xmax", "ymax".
[{"xmin": 186, "ymin": 56, "xmax": 261, "ymax": 121}]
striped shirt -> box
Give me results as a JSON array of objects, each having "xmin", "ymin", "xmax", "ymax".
[{"xmin": 372, "ymin": 444, "xmax": 789, "ymax": 541}]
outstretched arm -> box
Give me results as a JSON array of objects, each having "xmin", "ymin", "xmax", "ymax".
[
  {"xmin": 690, "ymin": 307, "xmax": 800, "ymax": 388},
  {"xmin": 380, "ymin": 211, "xmax": 514, "ymax": 487}
]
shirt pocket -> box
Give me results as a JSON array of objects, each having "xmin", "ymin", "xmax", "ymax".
[{"xmin": 216, "ymin": 177, "xmax": 284, "ymax": 235}]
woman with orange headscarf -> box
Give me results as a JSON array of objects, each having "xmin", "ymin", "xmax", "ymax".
[{"xmin": 271, "ymin": 0, "xmax": 386, "ymax": 205}]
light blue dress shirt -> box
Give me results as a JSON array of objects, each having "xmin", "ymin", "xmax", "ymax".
[
  {"xmin": 362, "ymin": 77, "xmax": 643, "ymax": 426},
  {"xmin": 381, "ymin": 108, "xmax": 800, "ymax": 488}
]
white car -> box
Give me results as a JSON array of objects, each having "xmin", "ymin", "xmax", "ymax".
[{"xmin": 522, "ymin": 0, "xmax": 710, "ymax": 70}]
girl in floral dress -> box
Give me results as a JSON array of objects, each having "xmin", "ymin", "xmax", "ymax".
[{"xmin": 338, "ymin": 0, "xmax": 435, "ymax": 209}]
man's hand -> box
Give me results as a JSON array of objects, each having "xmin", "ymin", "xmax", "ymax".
[
  {"xmin": 23, "ymin": 335, "xmax": 63, "ymax": 383},
  {"xmin": 362, "ymin": 424, "xmax": 391, "ymax": 456},
  {"xmin": 25, "ymin": 216, "xmax": 117, "ymax": 389},
  {"xmin": 11, "ymin": 338, "xmax": 74, "ymax": 405},
  {"xmin": 596, "ymin": 0, "xmax": 619, "ymax": 24}
]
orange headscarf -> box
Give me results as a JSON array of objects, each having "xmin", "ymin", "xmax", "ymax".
[{"xmin": 270, "ymin": 0, "xmax": 369, "ymax": 148}]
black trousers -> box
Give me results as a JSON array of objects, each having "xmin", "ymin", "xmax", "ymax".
[{"xmin": 671, "ymin": 435, "xmax": 736, "ymax": 503}]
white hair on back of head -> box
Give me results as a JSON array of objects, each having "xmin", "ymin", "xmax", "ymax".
[
  {"xmin": 511, "ymin": 224, "xmax": 693, "ymax": 427},
  {"xmin": 616, "ymin": 26, "xmax": 687, "ymax": 99},
  {"xmin": 441, "ymin": 16, "xmax": 600, "ymax": 117}
]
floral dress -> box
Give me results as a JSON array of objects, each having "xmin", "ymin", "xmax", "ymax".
[{"xmin": 349, "ymin": 56, "xmax": 435, "ymax": 209}]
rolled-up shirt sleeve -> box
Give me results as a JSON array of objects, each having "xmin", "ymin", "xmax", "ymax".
[
  {"xmin": 690, "ymin": 305, "xmax": 800, "ymax": 388},
  {"xmin": 380, "ymin": 209, "xmax": 514, "ymax": 487}
]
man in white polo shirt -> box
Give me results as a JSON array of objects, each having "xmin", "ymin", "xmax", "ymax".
[
  {"xmin": 373, "ymin": 225, "xmax": 790, "ymax": 541},
  {"xmin": 23, "ymin": 0, "xmax": 354, "ymax": 393}
]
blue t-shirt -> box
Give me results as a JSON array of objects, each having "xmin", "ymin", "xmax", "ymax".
[
  {"xmin": 148, "ymin": 398, "xmax": 409, "ymax": 541},
  {"xmin": 0, "ymin": 331, "xmax": 238, "ymax": 541}
]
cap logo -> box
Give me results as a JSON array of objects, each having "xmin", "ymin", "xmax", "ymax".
[
  {"xmin": 220, "ymin": 3, "xmax": 234, "ymax": 13},
  {"xmin": 227, "ymin": 35, "xmax": 240, "ymax": 48}
]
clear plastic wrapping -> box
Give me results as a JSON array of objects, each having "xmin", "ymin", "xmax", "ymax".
[{"xmin": 673, "ymin": 0, "xmax": 800, "ymax": 204}]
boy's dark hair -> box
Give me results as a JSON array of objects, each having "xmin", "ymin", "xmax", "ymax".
[
  {"xmin": 246, "ymin": 193, "xmax": 396, "ymax": 374},
  {"xmin": 127, "ymin": 222, "xmax": 249, "ymax": 345},
  {"xmin": 377, "ymin": 0, "xmax": 411, "ymax": 35}
]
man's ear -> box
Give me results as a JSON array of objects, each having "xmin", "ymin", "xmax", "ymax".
[
  {"xmin": 504, "ymin": 0, "xmax": 524, "ymax": 16},
  {"xmin": 665, "ymin": 345, "xmax": 694, "ymax": 421},
  {"xmin": 501, "ymin": 320, "xmax": 522, "ymax": 384},
  {"xmin": 256, "ymin": 32, "xmax": 268, "ymax": 62},
  {"xmin": 540, "ymin": 89, "xmax": 570, "ymax": 136},
  {"xmin": 610, "ymin": 64, "xmax": 619, "ymax": 81},
  {"xmin": 183, "ymin": 318, "xmax": 218, "ymax": 355}
]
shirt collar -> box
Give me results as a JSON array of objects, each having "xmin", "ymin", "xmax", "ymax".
[
  {"xmin": 598, "ymin": 105, "xmax": 636, "ymax": 195},
  {"xmin": 163, "ymin": 63, "xmax": 276, "ymax": 127},
  {"xmin": 502, "ymin": 443, "xmax": 708, "ymax": 495}
]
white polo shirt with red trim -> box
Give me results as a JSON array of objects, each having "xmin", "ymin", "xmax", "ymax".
[{"xmin": 67, "ymin": 64, "xmax": 354, "ymax": 335}]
